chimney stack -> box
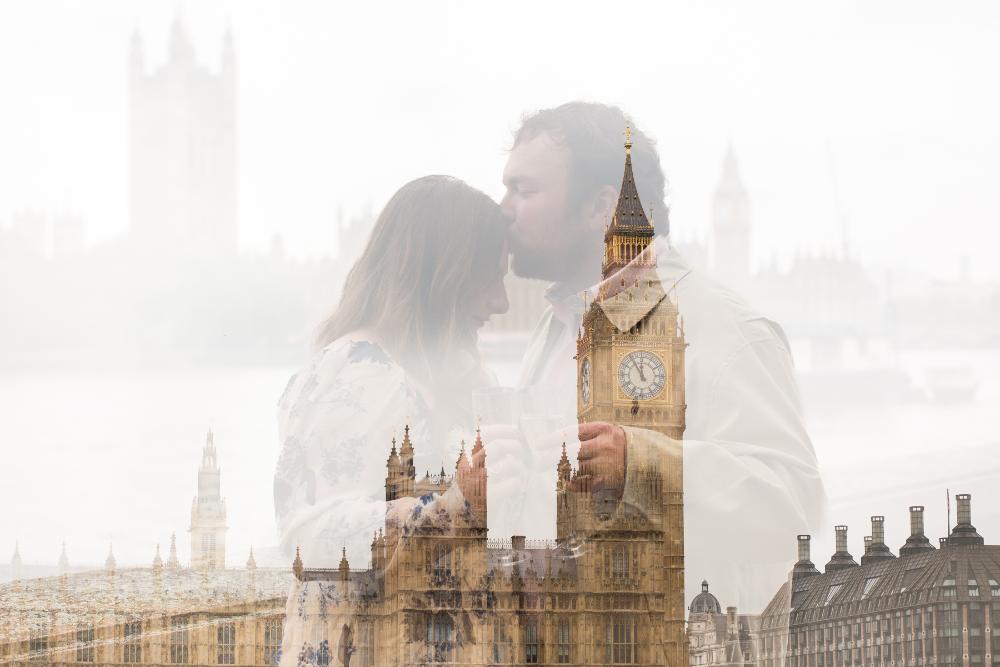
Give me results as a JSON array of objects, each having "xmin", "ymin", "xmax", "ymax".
[
  {"xmin": 861, "ymin": 516, "xmax": 895, "ymax": 565},
  {"xmin": 825, "ymin": 524, "xmax": 859, "ymax": 572},
  {"xmin": 792, "ymin": 535, "xmax": 820, "ymax": 578},
  {"xmin": 948, "ymin": 493, "xmax": 984, "ymax": 546},
  {"xmin": 899, "ymin": 505, "xmax": 935, "ymax": 557}
]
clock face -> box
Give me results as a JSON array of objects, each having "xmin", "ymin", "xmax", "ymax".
[
  {"xmin": 618, "ymin": 350, "xmax": 667, "ymax": 400},
  {"xmin": 579, "ymin": 357, "xmax": 591, "ymax": 404}
]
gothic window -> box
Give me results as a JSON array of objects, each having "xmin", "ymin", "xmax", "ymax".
[
  {"xmin": 969, "ymin": 579, "xmax": 981, "ymax": 597},
  {"xmin": 355, "ymin": 621, "xmax": 374, "ymax": 667},
  {"xmin": 262, "ymin": 619, "xmax": 282, "ymax": 666},
  {"xmin": 76, "ymin": 624, "xmax": 95, "ymax": 663},
  {"xmin": 612, "ymin": 545, "xmax": 629, "ymax": 579},
  {"xmin": 607, "ymin": 615, "xmax": 636, "ymax": 664},
  {"xmin": 217, "ymin": 621, "xmax": 236, "ymax": 665},
  {"xmin": 123, "ymin": 620, "xmax": 142, "ymax": 663},
  {"xmin": 557, "ymin": 618, "xmax": 571, "ymax": 664},
  {"xmin": 170, "ymin": 616, "xmax": 190, "ymax": 664},
  {"xmin": 29, "ymin": 630, "xmax": 48, "ymax": 661},
  {"xmin": 432, "ymin": 544, "xmax": 452, "ymax": 578},
  {"xmin": 492, "ymin": 617, "xmax": 509, "ymax": 663},
  {"xmin": 524, "ymin": 619, "xmax": 540, "ymax": 664},
  {"xmin": 425, "ymin": 613, "xmax": 453, "ymax": 663},
  {"xmin": 202, "ymin": 533, "xmax": 217, "ymax": 563}
]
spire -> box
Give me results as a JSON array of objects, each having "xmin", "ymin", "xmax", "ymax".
[
  {"xmin": 129, "ymin": 28, "xmax": 144, "ymax": 79},
  {"xmin": 471, "ymin": 425, "xmax": 486, "ymax": 468},
  {"xmin": 557, "ymin": 442, "xmax": 572, "ymax": 481},
  {"xmin": 152, "ymin": 544, "xmax": 164, "ymax": 570},
  {"xmin": 105, "ymin": 544, "xmax": 116, "ymax": 575},
  {"xmin": 456, "ymin": 440, "xmax": 469, "ymax": 470},
  {"xmin": 399, "ymin": 424, "xmax": 416, "ymax": 479},
  {"xmin": 246, "ymin": 546, "xmax": 257, "ymax": 570},
  {"xmin": 338, "ymin": 547, "xmax": 350, "ymax": 582},
  {"xmin": 58, "ymin": 541, "xmax": 70, "ymax": 575},
  {"xmin": 169, "ymin": 12, "xmax": 196, "ymax": 64},
  {"xmin": 167, "ymin": 532, "xmax": 180, "ymax": 569},
  {"xmin": 292, "ymin": 546, "xmax": 303, "ymax": 580},
  {"xmin": 221, "ymin": 25, "xmax": 235, "ymax": 75},
  {"xmin": 602, "ymin": 124, "xmax": 655, "ymax": 279}
]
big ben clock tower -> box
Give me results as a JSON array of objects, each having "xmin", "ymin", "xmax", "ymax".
[{"xmin": 568, "ymin": 126, "xmax": 687, "ymax": 667}]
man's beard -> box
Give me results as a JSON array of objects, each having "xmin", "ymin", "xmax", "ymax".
[{"xmin": 510, "ymin": 234, "xmax": 601, "ymax": 287}]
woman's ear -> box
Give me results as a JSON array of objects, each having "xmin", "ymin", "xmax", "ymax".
[{"xmin": 582, "ymin": 185, "xmax": 619, "ymax": 234}]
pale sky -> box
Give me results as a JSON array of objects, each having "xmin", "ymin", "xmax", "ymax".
[{"xmin": 1, "ymin": 0, "xmax": 999, "ymax": 279}]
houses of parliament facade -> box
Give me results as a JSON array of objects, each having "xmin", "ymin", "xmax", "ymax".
[{"xmin": 289, "ymin": 131, "xmax": 688, "ymax": 666}]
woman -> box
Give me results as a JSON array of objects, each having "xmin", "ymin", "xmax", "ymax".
[{"xmin": 273, "ymin": 174, "xmax": 510, "ymax": 569}]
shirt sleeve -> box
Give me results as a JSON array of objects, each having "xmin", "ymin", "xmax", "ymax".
[
  {"xmin": 273, "ymin": 341, "xmax": 428, "ymax": 566},
  {"xmin": 623, "ymin": 323, "xmax": 827, "ymax": 563}
]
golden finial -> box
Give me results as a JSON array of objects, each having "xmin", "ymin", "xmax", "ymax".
[{"xmin": 624, "ymin": 124, "xmax": 632, "ymax": 154}]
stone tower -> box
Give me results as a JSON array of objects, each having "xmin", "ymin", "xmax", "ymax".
[
  {"xmin": 128, "ymin": 16, "xmax": 237, "ymax": 256},
  {"xmin": 711, "ymin": 143, "xmax": 751, "ymax": 285},
  {"xmin": 571, "ymin": 127, "xmax": 688, "ymax": 667},
  {"xmin": 189, "ymin": 429, "xmax": 227, "ymax": 569}
]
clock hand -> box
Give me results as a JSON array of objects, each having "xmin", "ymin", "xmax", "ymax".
[{"xmin": 637, "ymin": 363, "xmax": 647, "ymax": 382}]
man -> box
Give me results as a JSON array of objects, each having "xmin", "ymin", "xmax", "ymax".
[{"xmin": 494, "ymin": 101, "xmax": 826, "ymax": 612}]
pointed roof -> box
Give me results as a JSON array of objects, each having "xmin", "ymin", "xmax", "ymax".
[
  {"xmin": 338, "ymin": 547, "xmax": 350, "ymax": 570},
  {"xmin": 167, "ymin": 532, "xmax": 180, "ymax": 568},
  {"xmin": 11, "ymin": 541, "xmax": 22, "ymax": 567},
  {"xmin": 246, "ymin": 546, "xmax": 257, "ymax": 569},
  {"xmin": 606, "ymin": 126, "xmax": 654, "ymax": 239},
  {"xmin": 292, "ymin": 546, "xmax": 303, "ymax": 580},
  {"xmin": 456, "ymin": 439, "xmax": 469, "ymax": 469},
  {"xmin": 399, "ymin": 424, "xmax": 414, "ymax": 455},
  {"xmin": 105, "ymin": 544, "xmax": 116, "ymax": 573},
  {"xmin": 58, "ymin": 541, "xmax": 70, "ymax": 573}
]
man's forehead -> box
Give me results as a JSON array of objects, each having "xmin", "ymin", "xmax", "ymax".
[{"xmin": 504, "ymin": 131, "xmax": 570, "ymax": 182}]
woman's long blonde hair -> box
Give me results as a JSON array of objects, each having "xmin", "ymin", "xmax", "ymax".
[{"xmin": 316, "ymin": 175, "xmax": 508, "ymax": 391}]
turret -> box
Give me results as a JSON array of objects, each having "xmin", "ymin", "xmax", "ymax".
[
  {"xmin": 385, "ymin": 438, "xmax": 401, "ymax": 500},
  {"xmin": 860, "ymin": 516, "xmax": 895, "ymax": 564},
  {"xmin": 292, "ymin": 546, "xmax": 303, "ymax": 581},
  {"xmin": 167, "ymin": 532, "xmax": 180, "ymax": 569},
  {"xmin": 190, "ymin": 428, "xmax": 228, "ymax": 569},
  {"xmin": 11, "ymin": 542, "xmax": 23, "ymax": 581},
  {"xmin": 457, "ymin": 427, "xmax": 488, "ymax": 523},
  {"xmin": 168, "ymin": 13, "xmax": 195, "ymax": 65},
  {"xmin": 152, "ymin": 544, "xmax": 163, "ymax": 570},
  {"xmin": 825, "ymin": 525, "xmax": 858, "ymax": 572},
  {"xmin": 129, "ymin": 28, "xmax": 144, "ymax": 80},
  {"xmin": 601, "ymin": 126, "xmax": 656, "ymax": 282},
  {"xmin": 711, "ymin": 142, "xmax": 751, "ymax": 282},
  {"xmin": 105, "ymin": 544, "xmax": 117, "ymax": 576},
  {"xmin": 792, "ymin": 535, "xmax": 820, "ymax": 579},
  {"xmin": 338, "ymin": 547, "xmax": 350, "ymax": 583},
  {"xmin": 58, "ymin": 541, "xmax": 70, "ymax": 576},
  {"xmin": 899, "ymin": 506, "xmax": 936, "ymax": 556},
  {"xmin": 557, "ymin": 442, "xmax": 572, "ymax": 482},
  {"xmin": 221, "ymin": 26, "xmax": 235, "ymax": 79},
  {"xmin": 948, "ymin": 493, "xmax": 984, "ymax": 546}
]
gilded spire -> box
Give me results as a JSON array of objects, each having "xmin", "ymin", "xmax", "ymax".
[
  {"xmin": 602, "ymin": 124, "xmax": 655, "ymax": 279},
  {"xmin": 292, "ymin": 546, "xmax": 303, "ymax": 580}
]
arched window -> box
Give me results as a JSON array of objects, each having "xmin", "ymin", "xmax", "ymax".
[{"xmin": 426, "ymin": 613, "xmax": 453, "ymax": 663}]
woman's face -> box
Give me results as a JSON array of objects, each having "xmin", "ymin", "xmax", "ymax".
[{"xmin": 459, "ymin": 242, "xmax": 510, "ymax": 333}]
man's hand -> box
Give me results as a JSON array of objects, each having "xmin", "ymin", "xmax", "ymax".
[{"xmin": 577, "ymin": 421, "xmax": 627, "ymax": 491}]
